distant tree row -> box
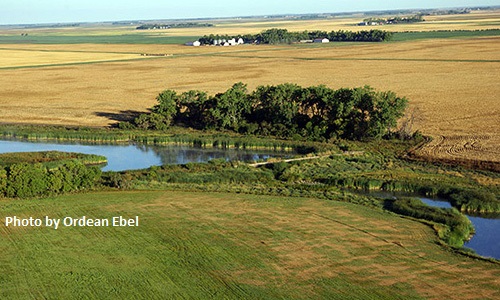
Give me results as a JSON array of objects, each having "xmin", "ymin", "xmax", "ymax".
[
  {"xmin": 0, "ymin": 161, "xmax": 101, "ymax": 198},
  {"xmin": 198, "ymin": 28, "xmax": 393, "ymax": 45},
  {"xmin": 362, "ymin": 15, "xmax": 424, "ymax": 25},
  {"xmin": 136, "ymin": 23, "xmax": 214, "ymax": 30},
  {"xmin": 128, "ymin": 83, "xmax": 408, "ymax": 141}
]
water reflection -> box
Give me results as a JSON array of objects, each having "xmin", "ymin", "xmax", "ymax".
[{"xmin": 0, "ymin": 140, "xmax": 290, "ymax": 171}]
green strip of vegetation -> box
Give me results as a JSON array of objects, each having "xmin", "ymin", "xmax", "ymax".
[
  {"xmin": 0, "ymin": 151, "xmax": 107, "ymax": 169},
  {"xmin": 385, "ymin": 198, "xmax": 473, "ymax": 247},
  {"xmin": 391, "ymin": 29, "xmax": 500, "ymax": 41}
]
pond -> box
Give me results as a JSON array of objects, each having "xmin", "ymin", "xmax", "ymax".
[
  {"xmin": 0, "ymin": 140, "xmax": 292, "ymax": 171},
  {"xmin": 420, "ymin": 198, "xmax": 500, "ymax": 260}
]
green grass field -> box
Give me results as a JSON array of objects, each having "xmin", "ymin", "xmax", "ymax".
[
  {"xmin": 391, "ymin": 29, "xmax": 500, "ymax": 41},
  {"xmin": 1, "ymin": 191, "xmax": 498, "ymax": 299}
]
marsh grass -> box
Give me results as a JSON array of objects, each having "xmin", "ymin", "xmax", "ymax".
[{"xmin": 0, "ymin": 151, "xmax": 107, "ymax": 168}]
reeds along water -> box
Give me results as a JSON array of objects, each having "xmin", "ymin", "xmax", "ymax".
[{"xmin": 1, "ymin": 129, "xmax": 308, "ymax": 153}]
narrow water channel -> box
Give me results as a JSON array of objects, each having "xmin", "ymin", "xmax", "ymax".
[{"xmin": 420, "ymin": 198, "xmax": 500, "ymax": 260}]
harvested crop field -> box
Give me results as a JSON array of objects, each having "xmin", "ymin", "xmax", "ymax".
[
  {"xmin": 1, "ymin": 191, "xmax": 499, "ymax": 299},
  {"xmin": 0, "ymin": 48, "xmax": 144, "ymax": 69}
]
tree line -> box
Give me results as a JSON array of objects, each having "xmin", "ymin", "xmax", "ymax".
[
  {"xmin": 136, "ymin": 23, "xmax": 214, "ymax": 30},
  {"xmin": 362, "ymin": 15, "xmax": 424, "ymax": 25},
  {"xmin": 198, "ymin": 28, "xmax": 393, "ymax": 45},
  {"xmin": 128, "ymin": 83, "xmax": 408, "ymax": 142}
]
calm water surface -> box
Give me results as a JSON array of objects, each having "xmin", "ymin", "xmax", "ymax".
[{"xmin": 0, "ymin": 140, "xmax": 290, "ymax": 171}]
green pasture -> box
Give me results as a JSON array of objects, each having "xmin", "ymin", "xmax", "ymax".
[
  {"xmin": 391, "ymin": 29, "xmax": 500, "ymax": 41},
  {"xmin": 1, "ymin": 190, "xmax": 498, "ymax": 299}
]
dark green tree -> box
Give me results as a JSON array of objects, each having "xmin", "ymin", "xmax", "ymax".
[
  {"xmin": 152, "ymin": 90, "xmax": 178, "ymax": 121},
  {"xmin": 250, "ymin": 83, "xmax": 302, "ymax": 136},
  {"xmin": 210, "ymin": 82, "xmax": 253, "ymax": 131},
  {"xmin": 177, "ymin": 90, "xmax": 215, "ymax": 129}
]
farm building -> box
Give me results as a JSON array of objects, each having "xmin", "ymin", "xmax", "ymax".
[
  {"xmin": 213, "ymin": 38, "xmax": 244, "ymax": 46},
  {"xmin": 185, "ymin": 41, "xmax": 201, "ymax": 46},
  {"xmin": 314, "ymin": 38, "xmax": 330, "ymax": 43}
]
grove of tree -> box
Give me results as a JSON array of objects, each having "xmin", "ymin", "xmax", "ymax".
[{"xmin": 132, "ymin": 83, "xmax": 409, "ymax": 142}]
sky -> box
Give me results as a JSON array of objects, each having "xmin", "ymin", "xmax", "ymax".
[{"xmin": 1, "ymin": 0, "xmax": 499, "ymax": 25}]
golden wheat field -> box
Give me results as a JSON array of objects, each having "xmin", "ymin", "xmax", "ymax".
[{"xmin": 0, "ymin": 11, "xmax": 499, "ymax": 163}]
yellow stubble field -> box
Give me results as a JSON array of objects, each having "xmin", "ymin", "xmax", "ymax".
[
  {"xmin": 0, "ymin": 49, "xmax": 143, "ymax": 68},
  {"xmin": 0, "ymin": 11, "xmax": 498, "ymax": 163}
]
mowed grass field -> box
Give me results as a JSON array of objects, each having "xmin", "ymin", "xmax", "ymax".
[
  {"xmin": 1, "ymin": 191, "xmax": 499, "ymax": 299},
  {"xmin": 0, "ymin": 11, "xmax": 499, "ymax": 162}
]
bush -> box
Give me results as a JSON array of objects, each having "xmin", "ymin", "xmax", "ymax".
[{"xmin": 2, "ymin": 160, "xmax": 102, "ymax": 198}]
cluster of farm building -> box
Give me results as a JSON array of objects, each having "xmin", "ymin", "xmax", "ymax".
[{"xmin": 186, "ymin": 38, "xmax": 244, "ymax": 47}]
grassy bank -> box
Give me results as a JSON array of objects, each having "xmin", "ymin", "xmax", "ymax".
[
  {"xmin": 385, "ymin": 198, "xmax": 474, "ymax": 248},
  {"xmin": 1, "ymin": 191, "xmax": 498, "ymax": 299}
]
